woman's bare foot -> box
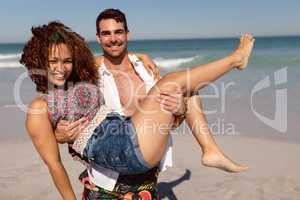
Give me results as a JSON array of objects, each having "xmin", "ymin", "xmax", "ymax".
[
  {"xmin": 233, "ymin": 33, "xmax": 255, "ymax": 70},
  {"xmin": 201, "ymin": 149, "xmax": 249, "ymax": 173}
]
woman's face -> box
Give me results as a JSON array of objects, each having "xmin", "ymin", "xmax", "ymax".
[{"xmin": 48, "ymin": 43, "xmax": 73, "ymax": 86}]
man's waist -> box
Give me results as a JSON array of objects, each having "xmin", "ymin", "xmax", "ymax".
[{"xmin": 117, "ymin": 166, "xmax": 159, "ymax": 184}]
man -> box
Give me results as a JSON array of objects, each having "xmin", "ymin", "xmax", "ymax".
[
  {"xmin": 56, "ymin": 9, "xmax": 246, "ymax": 199},
  {"xmin": 56, "ymin": 9, "xmax": 182, "ymax": 199}
]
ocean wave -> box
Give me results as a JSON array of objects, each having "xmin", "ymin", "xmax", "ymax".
[
  {"xmin": 0, "ymin": 53, "xmax": 22, "ymax": 68},
  {"xmin": 0, "ymin": 61, "xmax": 22, "ymax": 68},
  {"xmin": 153, "ymin": 56, "xmax": 197, "ymax": 69},
  {"xmin": 0, "ymin": 53, "xmax": 21, "ymax": 60}
]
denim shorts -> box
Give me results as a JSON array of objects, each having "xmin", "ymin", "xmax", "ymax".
[{"xmin": 83, "ymin": 112, "xmax": 152, "ymax": 175}]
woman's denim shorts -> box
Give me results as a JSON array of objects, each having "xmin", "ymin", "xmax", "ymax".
[{"xmin": 83, "ymin": 112, "xmax": 152, "ymax": 175}]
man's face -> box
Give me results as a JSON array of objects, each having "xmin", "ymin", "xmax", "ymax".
[{"xmin": 96, "ymin": 19, "xmax": 129, "ymax": 58}]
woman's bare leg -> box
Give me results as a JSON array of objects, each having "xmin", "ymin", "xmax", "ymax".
[
  {"xmin": 131, "ymin": 34, "xmax": 255, "ymax": 167},
  {"xmin": 185, "ymin": 96, "xmax": 248, "ymax": 172}
]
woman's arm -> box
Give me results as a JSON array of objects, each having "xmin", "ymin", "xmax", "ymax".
[{"xmin": 26, "ymin": 98, "xmax": 77, "ymax": 200}]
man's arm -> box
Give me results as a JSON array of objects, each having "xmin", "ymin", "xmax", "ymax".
[
  {"xmin": 136, "ymin": 53, "xmax": 186, "ymax": 127},
  {"xmin": 55, "ymin": 118, "xmax": 89, "ymax": 144},
  {"xmin": 26, "ymin": 99, "xmax": 76, "ymax": 200}
]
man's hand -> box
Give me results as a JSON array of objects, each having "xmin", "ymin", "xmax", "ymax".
[
  {"xmin": 158, "ymin": 90, "xmax": 186, "ymax": 116},
  {"xmin": 55, "ymin": 117, "xmax": 89, "ymax": 144}
]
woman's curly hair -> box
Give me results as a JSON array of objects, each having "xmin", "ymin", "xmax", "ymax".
[{"xmin": 20, "ymin": 21, "xmax": 99, "ymax": 93}]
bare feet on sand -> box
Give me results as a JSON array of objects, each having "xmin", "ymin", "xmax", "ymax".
[
  {"xmin": 201, "ymin": 149, "xmax": 249, "ymax": 173},
  {"xmin": 233, "ymin": 33, "xmax": 255, "ymax": 70}
]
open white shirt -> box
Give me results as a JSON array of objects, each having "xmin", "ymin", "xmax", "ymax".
[{"xmin": 87, "ymin": 54, "xmax": 173, "ymax": 191}]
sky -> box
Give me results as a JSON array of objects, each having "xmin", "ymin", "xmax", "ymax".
[{"xmin": 0, "ymin": 0, "xmax": 299, "ymax": 43}]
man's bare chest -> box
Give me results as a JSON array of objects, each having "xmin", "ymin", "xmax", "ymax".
[{"xmin": 112, "ymin": 71, "xmax": 146, "ymax": 106}]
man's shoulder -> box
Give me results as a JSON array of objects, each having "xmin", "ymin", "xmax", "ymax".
[{"xmin": 132, "ymin": 53, "xmax": 160, "ymax": 80}]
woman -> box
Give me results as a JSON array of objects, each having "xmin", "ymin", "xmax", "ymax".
[{"xmin": 20, "ymin": 21, "xmax": 254, "ymax": 199}]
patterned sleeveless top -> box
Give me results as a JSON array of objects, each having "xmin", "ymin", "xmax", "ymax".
[
  {"xmin": 45, "ymin": 83, "xmax": 104, "ymax": 129},
  {"xmin": 43, "ymin": 82, "xmax": 110, "ymax": 156}
]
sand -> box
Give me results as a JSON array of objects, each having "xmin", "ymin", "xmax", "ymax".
[{"xmin": 1, "ymin": 134, "xmax": 300, "ymax": 200}]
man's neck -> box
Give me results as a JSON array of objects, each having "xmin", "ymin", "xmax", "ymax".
[{"xmin": 103, "ymin": 51, "xmax": 132, "ymax": 71}]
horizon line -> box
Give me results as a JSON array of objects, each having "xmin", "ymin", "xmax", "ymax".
[{"xmin": 0, "ymin": 34, "xmax": 299, "ymax": 45}]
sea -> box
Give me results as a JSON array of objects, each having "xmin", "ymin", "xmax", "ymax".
[{"xmin": 0, "ymin": 36, "xmax": 299, "ymax": 142}]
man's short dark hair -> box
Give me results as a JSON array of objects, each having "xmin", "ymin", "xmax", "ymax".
[{"xmin": 96, "ymin": 8, "xmax": 129, "ymax": 34}]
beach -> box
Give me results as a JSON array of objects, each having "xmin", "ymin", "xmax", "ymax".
[
  {"xmin": 1, "ymin": 132, "xmax": 300, "ymax": 199},
  {"xmin": 0, "ymin": 36, "xmax": 299, "ymax": 199}
]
